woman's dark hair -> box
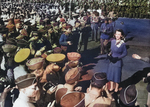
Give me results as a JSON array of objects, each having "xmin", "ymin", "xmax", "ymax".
[
  {"xmin": 115, "ymin": 29, "xmax": 124, "ymax": 36},
  {"xmin": 114, "ymin": 29, "xmax": 125, "ymax": 40}
]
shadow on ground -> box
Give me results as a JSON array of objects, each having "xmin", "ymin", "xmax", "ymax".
[{"xmin": 120, "ymin": 67, "xmax": 150, "ymax": 88}]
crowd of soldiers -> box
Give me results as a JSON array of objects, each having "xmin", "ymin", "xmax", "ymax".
[{"xmin": 0, "ymin": 1, "xmax": 144, "ymax": 107}]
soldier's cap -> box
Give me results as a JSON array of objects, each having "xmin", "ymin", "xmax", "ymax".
[
  {"xmin": 91, "ymin": 72, "xmax": 108, "ymax": 88},
  {"xmin": 14, "ymin": 48, "xmax": 30, "ymax": 63},
  {"xmin": 46, "ymin": 53, "xmax": 66, "ymax": 63},
  {"xmin": 15, "ymin": 73, "xmax": 36, "ymax": 89},
  {"xmin": 119, "ymin": 85, "xmax": 138, "ymax": 106},
  {"xmin": 60, "ymin": 92, "xmax": 85, "ymax": 107},
  {"xmin": 65, "ymin": 67, "xmax": 81, "ymax": 84},
  {"xmin": 67, "ymin": 52, "xmax": 81, "ymax": 61}
]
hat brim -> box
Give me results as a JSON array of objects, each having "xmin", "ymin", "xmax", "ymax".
[
  {"xmin": 46, "ymin": 53, "xmax": 66, "ymax": 63},
  {"xmin": 15, "ymin": 74, "xmax": 36, "ymax": 89},
  {"xmin": 26, "ymin": 57, "xmax": 44, "ymax": 70},
  {"xmin": 67, "ymin": 52, "xmax": 81, "ymax": 61},
  {"xmin": 65, "ymin": 67, "xmax": 81, "ymax": 84},
  {"xmin": 14, "ymin": 48, "xmax": 30, "ymax": 63},
  {"xmin": 16, "ymin": 77, "xmax": 36, "ymax": 89},
  {"xmin": 119, "ymin": 85, "xmax": 138, "ymax": 106}
]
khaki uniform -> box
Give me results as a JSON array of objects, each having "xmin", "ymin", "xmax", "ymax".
[{"xmin": 86, "ymin": 94, "xmax": 112, "ymax": 107}]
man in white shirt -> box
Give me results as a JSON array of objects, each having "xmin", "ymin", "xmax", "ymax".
[{"xmin": 13, "ymin": 74, "xmax": 40, "ymax": 107}]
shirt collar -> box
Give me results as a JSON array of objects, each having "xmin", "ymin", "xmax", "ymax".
[
  {"xmin": 116, "ymin": 40, "xmax": 124, "ymax": 48},
  {"xmin": 18, "ymin": 91, "xmax": 30, "ymax": 102}
]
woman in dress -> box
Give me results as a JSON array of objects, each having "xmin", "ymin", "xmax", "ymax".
[
  {"xmin": 100, "ymin": 18, "xmax": 113, "ymax": 54},
  {"xmin": 107, "ymin": 29, "xmax": 127, "ymax": 92}
]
